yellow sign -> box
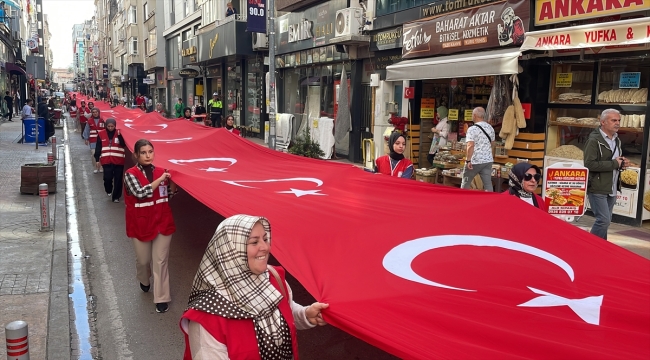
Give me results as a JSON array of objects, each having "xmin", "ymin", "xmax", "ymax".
[
  {"xmin": 448, "ymin": 109, "xmax": 459, "ymax": 121},
  {"xmin": 265, "ymin": 122, "xmax": 270, "ymax": 131},
  {"xmin": 556, "ymin": 72, "xmax": 573, "ymax": 88},
  {"xmin": 420, "ymin": 98, "xmax": 435, "ymax": 118},
  {"xmin": 312, "ymin": 119, "xmax": 319, "ymax": 129},
  {"xmin": 182, "ymin": 46, "xmax": 197, "ymax": 57},
  {"xmin": 464, "ymin": 110, "xmax": 473, "ymax": 121},
  {"xmin": 535, "ymin": 0, "xmax": 650, "ymax": 25}
]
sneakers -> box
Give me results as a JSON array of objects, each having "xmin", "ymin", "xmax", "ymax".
[
  {"xmin": 140, "ymin": 283, "xmax": 150, "ymax": 293},
  {"xmin": 107, "ymin": 193, "xmax": 112, "ymax": 197},
  {"xmin": 155, "ymin": 303, "xmax": 169, "ymax": 313},
  {"xmin": 99, "ymin": 168, "xmax": 104, "ymax": 173},
  {"xmin": 113, "ymin": 199, "xmax": 120, "ymax": 203},
  {"xmin": 93, "ymin": 169, "xmax": 98, "ymax": 174}
]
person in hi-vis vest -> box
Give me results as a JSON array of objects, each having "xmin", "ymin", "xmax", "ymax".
[{"xmin": 207, "ymin": 92, "xmax": 223, "ymax": 128}]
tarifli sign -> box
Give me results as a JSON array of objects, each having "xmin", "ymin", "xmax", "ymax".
[
  {"xmin": 247, "ymin": 0, "xmax": 267, "ymax": 33},
  {"xmin": 535, "ymin": 0, "xmax": 649, "ymax": 26},
  {"xmin": 402, "ymin": 0, "xmax": 529, "ymax": 59}
]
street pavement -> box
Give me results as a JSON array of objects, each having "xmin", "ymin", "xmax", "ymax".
[{"xmin": 0, "ymin": 114, "xmax": 649, "ymax": 359}]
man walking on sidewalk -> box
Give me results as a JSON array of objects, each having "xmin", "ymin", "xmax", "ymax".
[
  {"xmin": 584, "ymin": 109, "xmax": 629, "ymax": 240},
  {"xmin": 4, "ymin": 91, "xmax": 14, "ymax": 121},
  {"xmin": 461, "ymin": 107, "xmax": 495, "ymax": 191}
]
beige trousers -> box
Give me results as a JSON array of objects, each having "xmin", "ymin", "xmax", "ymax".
[{"xmin": 132, "ymin": 233, "xmax": 173, "ymax": 303}]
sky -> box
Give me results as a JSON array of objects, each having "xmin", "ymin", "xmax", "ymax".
[{"xmin": 44, "ymin": 0, "xmax": 96, "ymax": 69}]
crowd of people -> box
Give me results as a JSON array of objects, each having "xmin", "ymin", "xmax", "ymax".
[{"xmin": 64, "ymin": 93, "xmax": 328, "ymax": 358}]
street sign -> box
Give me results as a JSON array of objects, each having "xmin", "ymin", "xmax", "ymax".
[{"xmin": 26, "ymin": 38, "xmax": 38, "ymax": 50}]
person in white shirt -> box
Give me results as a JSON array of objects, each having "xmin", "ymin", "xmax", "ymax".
[
  {"xmin": 461, "ymin": 107, "xmax": 496, "ymax": 191},
  {"xmin": 22, "ymin": 99, "xmax": 34, "ymax": 119}
]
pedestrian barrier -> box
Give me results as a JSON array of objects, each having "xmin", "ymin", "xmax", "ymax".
[
  {"xmin": 47, "ymin": 152, "xmax": 53, "ymax": 164},
  {"xmin": 39, "ymin": 183, "xmax": 51, "ymax": 231},
  {"xmin": 5, "ymin": 320, "xmax": 29, "ymax": 359},
  {"xmin": 51, "ymin": 136, "xmax": 57, "ymax": 160}
]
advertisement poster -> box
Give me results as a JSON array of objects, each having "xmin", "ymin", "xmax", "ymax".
[
  {"xmin": 420, "ymin": 98, "xmax": 435, "ymax": 118},
  {"xmin": 544, "ymin": 163, "xmax": 588, "ymax": 216},
  {"xmin": 402, "ymin": 0, "xmax": 530, "ymax": 59},
  {"xmin": 643, "ymin": 170, "xmax": 650, "ymax": 220},
  {"xmin": 247, "ymin": 0, "xmax": 267, "ymax": 33},
  {"xmin": 613, "ymin": 167, "xmax": 641, "ymax": 218},
  {"xmin": 555, "ymin": 73, "xmax": 573, "ymax": 87}
]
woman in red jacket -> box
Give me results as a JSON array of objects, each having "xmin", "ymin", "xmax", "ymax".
[
  {"xmin": 506, "ymin": 163, "xmax": 547, "ymax": 212},
  {"xmin": 124, "ymin": 139, "xmax": 177, "ymax": 313},
  {"xmin": 180, "ymin": 215, "xmax": 329, "ymax": 359},
  {"xmin": 375, "ymin": 131, "xmax": 414, "ymax": 179}
]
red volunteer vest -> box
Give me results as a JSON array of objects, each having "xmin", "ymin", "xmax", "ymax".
[
  {"xmin": 87, "ymin": 117, "xmax": 105, "ymax": 143},
  {"xmin": 376, "ymin": 155, "xmax": 413, "ymax": 177},
  {"xmin": 180, "ymin": 266, "xmax": 300, "ymax": 360},
  {"xmin": 124, "ymin": 166, "xmax": 176, "ymax": 241},
  {"xmin": 79, "ymin": 107, "xmax": 90, "ymax": 124},
  {"xmin": 98, "ymin": 130, "xmax": 125, "ymax": 166},
  {"xmin": 69, "ymin": 107, "xmax": 78, "ymax": 118}
]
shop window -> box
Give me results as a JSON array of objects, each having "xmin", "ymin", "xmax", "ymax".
[
  {"xmin": 376, "ymin": 0, "xmax": 425, "ymax": 17},
  {"xmin": 226, "ymin": 62, "xmax": 242, "ymax": 124}
]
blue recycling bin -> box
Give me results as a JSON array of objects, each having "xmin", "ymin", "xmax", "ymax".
[{"xmin": 23, "ymin": 118, "xmax": 46, "ymax": 143}]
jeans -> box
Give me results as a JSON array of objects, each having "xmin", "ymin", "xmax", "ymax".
[
  {"xmin": 461, "ymin": 162, "xmax": 493, "ymax": 192},
  {"xmin": 102, "ymin": 164, "xmax": 124, "ymax": 201},
  {"xmin": 588, "ymin": 193, "xmax": 616, "ymax": 240}
]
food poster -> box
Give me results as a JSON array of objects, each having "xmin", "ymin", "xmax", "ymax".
[
  {"xmin": 544, "ymin": 163, "xmax": 588, "ymax": 216},
  {"xmin": 613, "ymin": 167, "xmax": 641, "ymax": 218},
  {"xmin": 643, "ymin": 170, "xmax": 650, "ymax": 220}
]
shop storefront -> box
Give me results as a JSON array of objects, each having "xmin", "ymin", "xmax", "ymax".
[
  {"xmin": 274, "ymin": 0, "xmax": 366, "ymax": 159},
  {"xmin": 521, "ymin": 3, "xmax": 650, "ymax": 226},
  {"xmin": 195, "ymin": 19, "xmax": 260, "ymax": 131},
  {"xmin": 167, "ymin": 69, "xmax": 183, "ymax": 117},
  {"xmin": 386, "ymin": 0, "xmax": 531, "ymax": 171}
]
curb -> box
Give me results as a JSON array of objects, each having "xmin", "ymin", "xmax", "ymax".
[{"xmin": 46, "ymin": 127, "xmax": 71, "ymax": 359}]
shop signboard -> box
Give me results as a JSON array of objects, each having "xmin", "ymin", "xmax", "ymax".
[
  {"xmin": 555, "ymin": 72, "xmax": 573, "ymax": 87},
  {"xmin": 275, "ymin": 0, "xmax": 346, "ymax": 54},
  {"xmin": 521, "ymin": 17, "xmax": 650, "ymax": 51},
  {"xmin": 370, "ymin": 27, "xmax": 403, "ymax": 52},
  {"xmin": 619, "ymin": 72, "xmax": 641, "ymax": 88},
  {"xmin": 402, "ymin": 0, "xmax": 530, "ymax": 59},
  {"xmin": 464, "ymin": 109, "xmax": 473, "ymax": 120},
  {"xmin": 534, "ymin": 0, "xmax": 650, "ymax": 26},
  {"xmin": 544, "ymin": 162, "xmax": 589, "ymax": 216},
  {"xmin": 613, "ymin": 167, "xmax": 641, "ymax": 218},
  {"xmin": 420, "ymin": 98, "xmax": 435, "ymax": 118},
  {"xmin": 197, "ymin": 21, "xmax": 254, "ymax": 62},
  {"xmin": 102, "ymin": 64, "xmax": 109, "ymax": 79},
  {"xmin": 247, "ymin": 0, "xmax": 267, "ymax": 33},
  {"xmin": 448, "ymin": 109, "xmax": 459, "ymax": 120}
]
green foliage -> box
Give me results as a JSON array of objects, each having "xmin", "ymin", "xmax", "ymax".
[{"xmin": 289, "ymin": 124, "xmax": 325, "ymax": 159}]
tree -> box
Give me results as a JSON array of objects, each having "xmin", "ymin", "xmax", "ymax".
[
  {"xmin": 288, "ymin": 125, "xmax": 325, "ymax": 159},
  {"xmin": 67, "ymin": 66, "xmax": 74, "ymax": 74}
]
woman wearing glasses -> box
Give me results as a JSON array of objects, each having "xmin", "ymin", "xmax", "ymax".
[{"xmin": 506, "ymin": 163, "xmax": 546, "ymax": 211}]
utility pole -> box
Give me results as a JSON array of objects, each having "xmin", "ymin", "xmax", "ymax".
[{"xmin": 267, "ymin": 0, "xmax": 276, "ymax": 150}]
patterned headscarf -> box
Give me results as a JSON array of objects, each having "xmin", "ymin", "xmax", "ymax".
[
  {"xmin": 186, "ymin": 215, "xmax": 292, "ymax": 359},
  {"xmin": 508, "ymin": 163, "xmax": 541, "ymax": 199}
]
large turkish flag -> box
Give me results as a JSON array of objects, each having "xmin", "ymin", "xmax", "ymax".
[{"xmin": 85, "ymin": 98, "xmax": 650, "ymax": 359}]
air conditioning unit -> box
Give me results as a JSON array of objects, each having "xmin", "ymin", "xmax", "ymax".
[
  {"xmin": 252, "ymin": 33, "xmax": 268, "ymax": 50},
  {"xmin": 335, "ymin": 7, "xmax": 363, "ymax": 37}
]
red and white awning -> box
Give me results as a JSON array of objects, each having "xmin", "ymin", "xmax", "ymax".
[{"xmin": 521, "ymin": 17, "xmax": 650, "ymax": 51}]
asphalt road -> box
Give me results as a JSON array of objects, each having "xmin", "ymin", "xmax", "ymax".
[{"xmin": 67, "ymin": 125, "xmax": 398, "ymax": 360}]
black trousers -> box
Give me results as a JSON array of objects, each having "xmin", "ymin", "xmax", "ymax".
[
  {"xmin": 5, "ymin": 106, "xmax": 13, "ymax": 119},
  {"xmin": 102, "ymin": 164, "xmax": 124, "ymax": 200},
  {"xmin": 211, "ymin": 114, "xmax": 222, "ymax": 128}
]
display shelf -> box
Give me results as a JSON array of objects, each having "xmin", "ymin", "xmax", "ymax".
[
  {"xmin": 549, "ymin": 121, "xmax": 644, "ymax": 132},
  {"xmin": 548, "ymin": 103, "xmax": 647, "ymax": 112}
]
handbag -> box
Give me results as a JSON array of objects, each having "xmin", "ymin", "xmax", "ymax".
[{"xmin": 268, "ymin": 266, "xmax": 287, "ymax": 298}]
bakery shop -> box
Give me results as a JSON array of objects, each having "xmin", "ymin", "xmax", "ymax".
[{"xmin": 522, "ymin": 1, "xmax": 650, "ymax": 226}]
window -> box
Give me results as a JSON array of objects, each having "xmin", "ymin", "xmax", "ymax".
[
  {"xmin": 128, "ymin": 5, "xmax": 136, "ymax": 24},
  {"xmin": 148, "ymin": 28, "xmax": 157, "ymax": 53},
  {"xmin": 144, "ymin": 38, "xmax": 148, "ymax": 55},
  {"xmin": 143, "ymin": 2, "xmax": 149, "ymax": 19},
  {"xmin": 129, "ymin": 37, "xmax": 138, "ymax": 55}
]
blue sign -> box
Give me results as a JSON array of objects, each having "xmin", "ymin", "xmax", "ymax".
[
  {"xmin": 619, "ymin": 72, "xmax": 641, "ymax": 89},
  {"xmin": 247, "ymin": 0, "xmax": 266, "ymax": 33}
]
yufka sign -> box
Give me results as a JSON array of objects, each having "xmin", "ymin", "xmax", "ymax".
[{"xmin": 534, "ymin": 0, "xmax": 650, "ymax": 25}]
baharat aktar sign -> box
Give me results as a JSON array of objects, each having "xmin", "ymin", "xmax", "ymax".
[{"xmin": 402, "ymin": 0, "xmax": 530, "ymax": 59}]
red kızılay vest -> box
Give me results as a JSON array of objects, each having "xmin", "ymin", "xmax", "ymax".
[
  {"xmin": 376, "ymin": 155, "xmax": 413, "ymax": 177},
  {"xmin": 124, "ymin": 166, "xmax": 176, "ymax": 241},
  {"xmin": 79, "ymin": 107, "xmax": 90, "ymax": 123},
  {"xmin": 69, "ymin": 107, "xmax": 78, "ymax": 118},
  {"xmin": 87, "ymin": 117, "xmax": 105, "ymax": 143},
  {"xmin": 180, "ymin": 266, "xmax": 299, "ymax": 360},
  {"xmin": 98, "ymin": 130, "xmax": 125, "ymax": 166}
]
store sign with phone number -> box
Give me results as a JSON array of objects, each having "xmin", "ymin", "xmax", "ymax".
[
  {"xmin": 521, "ymin": 17, "xmax": 650, "ymax": 51},
  {"xmin": 543, "ymin": 164, "xmax": 588, "ymax": 216}
]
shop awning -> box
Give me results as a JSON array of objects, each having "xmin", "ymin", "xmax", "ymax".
[
  {"xmin": 5, "ymin": 63, "xmax": 26, "ymax": 76},
  {"xmin": 385, "ymin": 48, "xmax": 521, "ymax": 81},
  {"xmin": 521, "ymin": 17, "xmax": 650, "ymax": 51}
]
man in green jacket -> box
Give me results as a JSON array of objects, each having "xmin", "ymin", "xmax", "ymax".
[
  {"xmin": 174, "ymin": 98, "xmax": 184, "ymax": 118},
  {"xmin": 583, "ymin": 109, "xmax": 629, "ymax": 240}
]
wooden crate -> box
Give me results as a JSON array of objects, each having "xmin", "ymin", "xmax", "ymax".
[{"xmin": 20, "ymin": 163, "xmax": 57, "ymax": 195}]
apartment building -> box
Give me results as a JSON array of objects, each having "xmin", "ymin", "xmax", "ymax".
[
  {"xmin": 1, "ymin": 0, "xmax": 29, "ymax": 104},
  {"xmin": 143, "ymin": 0, "xmax": 168, "ymax": 108}
]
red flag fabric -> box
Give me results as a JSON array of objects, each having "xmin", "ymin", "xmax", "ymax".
[{"xmin": 83, "ymin": 97, "xmax": 650, "ymax": 359}]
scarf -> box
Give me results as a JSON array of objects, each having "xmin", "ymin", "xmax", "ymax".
[
  {"xmin": 508, "ymin": 163, "xmax": 540, "ymax": 199},
  {"xmin": 388, "ymin": 131, "xmax": 405, "ymax": 161},
  {"xmin": 186, "ymin": 215, "xmax": 292, "ymax": 360},
  {"xmin": 226, "ymin": 124, "xmax": 234, "ymax": 130},
  {"xmin": 140, "ymin": 164, "xmax": 154, "ymax": 182}
]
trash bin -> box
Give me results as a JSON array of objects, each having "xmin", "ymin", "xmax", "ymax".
[{"xmin": 23, "ymin": 118, "xmax": 46, "ymax": 143}]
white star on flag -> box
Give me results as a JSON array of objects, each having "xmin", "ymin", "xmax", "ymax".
[
  {"xmin": 200, "ymin": 167, "xmax": 228, "ymax": 172},
  {"xmin": 277, "ymin": 188, "xmax": 326, "ymax": 197}
]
